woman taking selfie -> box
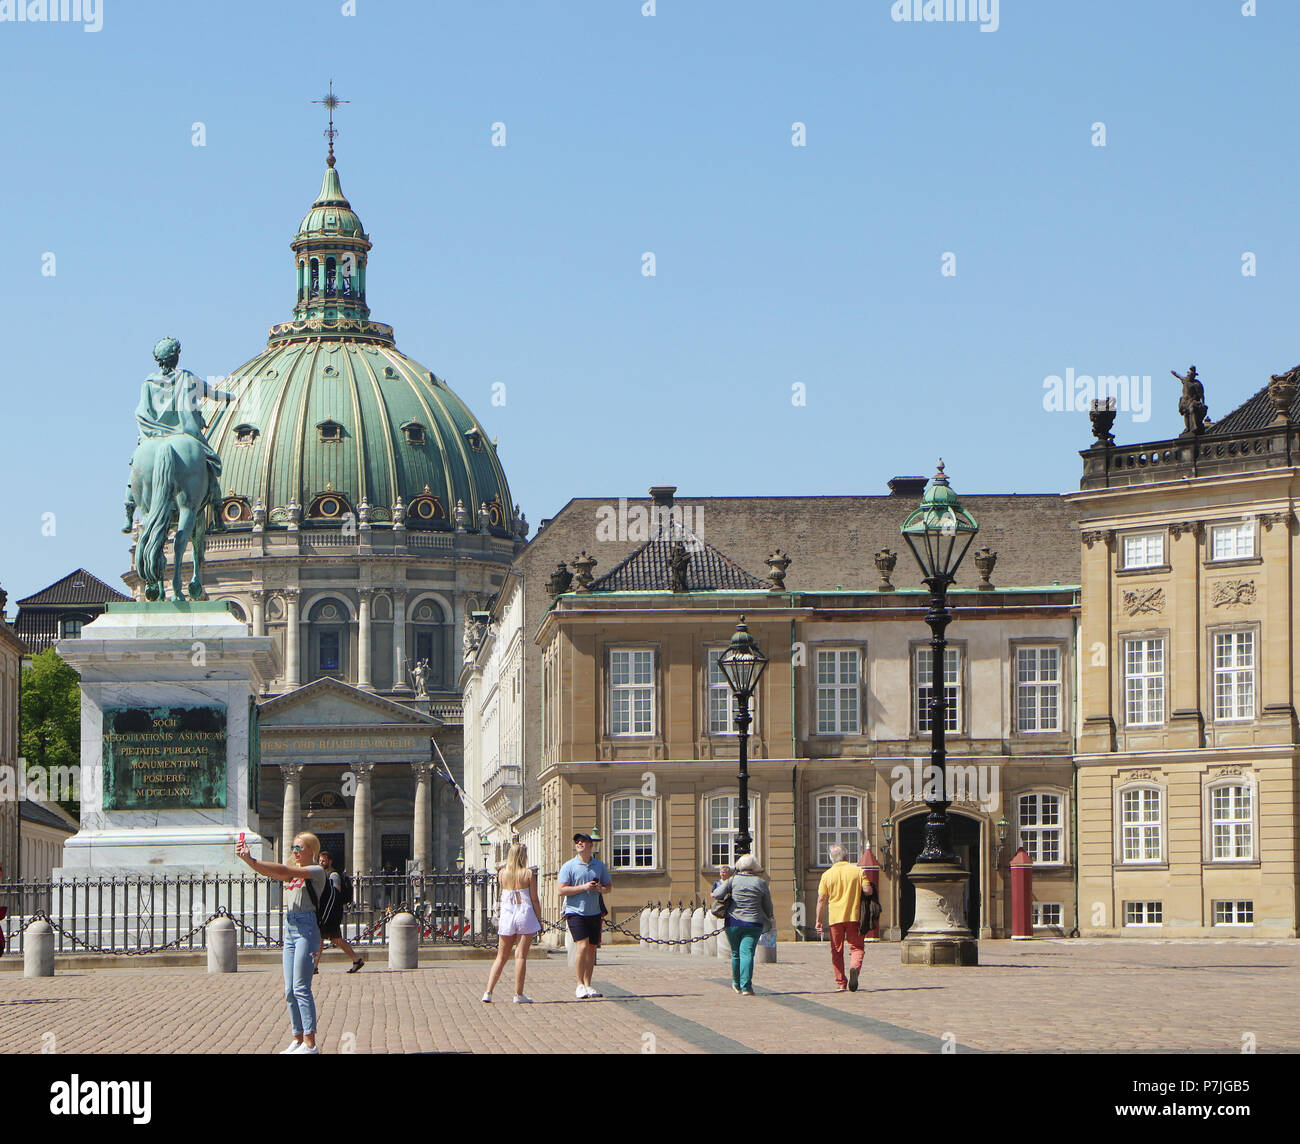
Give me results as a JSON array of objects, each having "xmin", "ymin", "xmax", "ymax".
[
  {"xmin": 237, "ymin": 831, "xmax": 327, "ymax": 1054},
  {"xmin": 482, "ymin": 842, "xmax": 542, "ymax": 1004}
]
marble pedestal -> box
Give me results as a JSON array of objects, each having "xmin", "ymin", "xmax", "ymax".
[
  {"xmin": 53, "ymin": 601, "xmax": 277, "ymax": 878},
  {"xmin": 900, "ymin": 861, "xmax": 979, "ymax": 967}
]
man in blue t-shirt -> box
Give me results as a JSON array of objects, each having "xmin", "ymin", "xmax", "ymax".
[{"xmin": 557, "ymin": 832, "xmax": 612, "ymax": 1000}]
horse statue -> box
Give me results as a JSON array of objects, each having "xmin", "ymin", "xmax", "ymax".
[{"xmin": 125, "ymin": 337, "xmax": 232, "ymax": 601}]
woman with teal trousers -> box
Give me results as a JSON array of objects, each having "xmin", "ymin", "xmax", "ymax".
[{"xmin": 712, "ymin": 853, "xmax": 775, "ymax": 995}]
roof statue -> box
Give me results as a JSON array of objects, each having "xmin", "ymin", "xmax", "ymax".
[
  {"xmin": 1173, "ymin": 365, "xmax": 1209, "ymax": 435},
  {"xmin": 126, "ymin": 337, "xmax": 233, "ymax": 600}
]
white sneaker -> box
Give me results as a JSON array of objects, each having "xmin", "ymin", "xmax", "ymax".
[
  {"xmin": 292, "ymin": 1042, "xmax": 320, "ymax": 1054},
  {"xmin": 481, "ymin": 992, "xmax": 493, "ymax": 1003},
  {"xmin": 280, "ymin": 1040, "xmax": 304, "ymax": 1054},
  {"xmin": 513, "ymin": 994, "xmax": 533, "ymax": 1004},
  {"xmin": 575, "ymin": 984, "xmax": 591, "ymax": 999}
]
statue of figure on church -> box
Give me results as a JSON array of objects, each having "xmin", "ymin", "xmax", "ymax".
[
  {"xmin": 411, "ymin": 659, "xmax": 429, "ymax": 697},
  {"xmin": 126, "ymin": 337, "xmax": 235, "ymax": 600},
  {"xmin": 1173, "ymin": 365, "xmax": 1208, "ymax": 435}
]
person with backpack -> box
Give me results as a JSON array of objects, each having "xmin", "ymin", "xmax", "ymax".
[
  {"xmin": 313, "ymin": 850, "xmax": 363, "ymax": 975},
  {"xmin": 236, "ymin": 830, "xmax": 326, "ymax": 1054}
]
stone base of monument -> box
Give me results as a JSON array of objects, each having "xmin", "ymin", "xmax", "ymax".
[
  {"xmin": 54, "ymin": 601, "xmax": 275, "ymax": 885},
  {"xmin": 900, "ymin": 861, "xmax": 979, "ymax": 967}
]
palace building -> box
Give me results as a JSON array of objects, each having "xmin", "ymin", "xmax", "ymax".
[
  {"xmin": 123, "ymin": 130, "xmax": 526, "ymax": 873},
  {"xmin": 1072, "ymin": 369, "xmax": 1300, "ymax": 937}
]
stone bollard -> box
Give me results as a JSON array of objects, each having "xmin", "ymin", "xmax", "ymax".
[
  {"xmin": 756, "ymin": 930, "xmax": 778, "ymax": 963},
  {"xmin": 24, "ymin": 920, "xmax": 54, "ymax": 977},
  {"xmin": 652, "ymin": 905, "xmax": 666, "ymax": 944},
  {"xmin": 689, "ymin": 906, "xmax": 706, "ymax": 955},
  {"xmin": 206, "ymin": 917, "xmax": 237, "ymax": 973},
  {"xmin": 387, "ymin": 911, "xmax": 418, "ymax": 970},
  {"xmin": 716, "ymin": 924, "xmax": 729, "ymax": 959},
  {"xmin": 638, "ymin": 905, "xmax": 652, "ymax": 949},
  {"xmin": 668, "ymin": 905, "xmax": 681, "ymax": 951}
]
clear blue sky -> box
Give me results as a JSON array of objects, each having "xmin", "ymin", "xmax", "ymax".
[{"xmin": 2, "ymin": 0, "xmax": 1296, "ymax": 601}]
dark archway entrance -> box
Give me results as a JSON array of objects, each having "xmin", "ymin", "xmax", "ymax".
[{"xmin": 899, "ymin": 812, "xmax": 981, "ymax": 936}]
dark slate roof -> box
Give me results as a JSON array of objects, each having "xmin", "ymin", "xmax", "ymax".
[
  {"xmin": 19, "ymin": 801, "xmax": 78, "ymax": 833},
  {"xmin": 591, "ymin": 537, "xmax": 769, "ymax": 592},
  {"xmin": 16, "ymin": 569, "xmax": 129, "ymax": 607},
  {"xmin": 1204, "ymin": 377, "xmax": 1298, "ymax": 436}
]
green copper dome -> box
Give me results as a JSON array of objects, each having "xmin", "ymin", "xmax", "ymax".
[{"xmin": 202, "ymin": 159, "xmax": 519, "ymax": 538}]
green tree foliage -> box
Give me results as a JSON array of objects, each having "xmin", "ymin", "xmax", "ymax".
[{"xmin": 19, "ymin": 648, "xmax": 81, "ymax": 816}]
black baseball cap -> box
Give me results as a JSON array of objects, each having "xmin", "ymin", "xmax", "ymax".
[{"xmin": 572, "ymin": 832, "xmax": 593, "ymax": 842}]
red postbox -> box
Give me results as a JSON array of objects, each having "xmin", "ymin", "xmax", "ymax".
[
  {"xmin": 858, "ymin": 845, "xmax": 881, "ymax": 941},
  {"xmin": 1010, "ymin": 846, "xmax": 1033, "ymax": 939}
]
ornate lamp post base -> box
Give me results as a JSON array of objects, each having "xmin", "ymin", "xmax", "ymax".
[{"xmin": 900, "ymin": 862, "xmax": 979, "ymax": 967}]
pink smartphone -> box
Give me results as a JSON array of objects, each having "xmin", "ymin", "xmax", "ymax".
[{"xmin": 238, "ymin": 832, "xmax": 245, "ymax": 848}]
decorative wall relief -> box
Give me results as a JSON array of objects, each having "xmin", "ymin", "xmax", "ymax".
[
  {"xmin": 1211, "ymin": 580, "xmax": 1256, "ymax": 608},
  {"xmin": 1122, "ymin": 587, "xmax": 1165, "ymax": 616}
]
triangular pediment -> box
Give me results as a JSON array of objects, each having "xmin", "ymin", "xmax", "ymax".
[{"xmin": 258, "ymin": 677, "xmax": 441, "ymax": 730}]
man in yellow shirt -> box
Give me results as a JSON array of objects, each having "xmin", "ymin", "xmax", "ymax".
[{"xmin": 815, "ymin": 844, "xmax": 870, "ymax": 992}]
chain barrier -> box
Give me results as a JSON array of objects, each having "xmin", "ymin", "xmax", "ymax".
[
  {"xmin": 533, "ymin": 905, "xmax": 723, "ymax": 945},
  {"xmin": 17, "ymin": 908, "xmax": 228, "ymax": 956}
]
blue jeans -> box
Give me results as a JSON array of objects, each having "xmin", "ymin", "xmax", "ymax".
[
  {"xmin": 283, "ymin": 911, "xmax": 321, "ymax": 1035},
  {"xmin": 725, "ymin": 924, "xmax": 762, "ymax": 992}
]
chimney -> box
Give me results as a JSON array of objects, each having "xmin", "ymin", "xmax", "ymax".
[
  {"xmin": 887, "ymin": 475, "xmax": 928, "ymax": 498},
  {"xmin": 648, "ymin": 486, "xmax": 677, "ymax": 508}
]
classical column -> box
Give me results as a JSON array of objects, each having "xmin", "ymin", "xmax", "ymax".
[
  {"xmin": 392, "ymin": 592, "xmax": 407, "ymax": 689},
  {"xmin": 250, "ymin": 590, "xmax": 266, "ymax": 638},
  {"xmin": 411, "ymin": 762, "xmax": 432, "ymax": 874},
  {"xmin": 284, "ymin": 588, "xmax": 301, "ymax": 689},
  {"xmin": 357, "ymin": 588, "xmax": 373, "ymax": 690},
  {"xmin": 279, "ymin": 764, "xmax": 303, "ymax": 863},
  {"xmin": 352, "ymin": 762, "xmax": 375, "ymax": 874}
]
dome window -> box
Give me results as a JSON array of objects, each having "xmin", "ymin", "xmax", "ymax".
[
  {"xmin": 401, "ymin": 420, "xmax": 426, "ymax": 446},
  {"xmin": 233, "ymin": 424, "xmax": 259, "ymax": 446},
  {"xmin": 317, "ymin": 419, "xmax": 345, "ymax": 444},
  {"xmin": 308, "ymin": 492, "xmax": 352, "ymax": 520},
  {"xmin": 383, "ymin": 366, "xmax": 398, "ymax": 379},
  {"xmin": 407, "ymin": 494, "xmax": 446, "ymax": 527},
  {"xmin": 465, "ymin": 426, "xmax": 484, "ymax": 452},
  {"xmin": 486, "ymin": 500, "xmax": 507, "ymax": 530},
  {"xmin": 220, "ymin": 496, "xmax": 253, "ymax": 524}
]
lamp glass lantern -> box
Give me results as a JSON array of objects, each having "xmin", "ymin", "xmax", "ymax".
[
  {"xmin": 716, "ymin": 615, "xmax": 768, "ymax": 698},
  {"xmin": 899, "ymin": 460, "xmax": 980, "ymax": 586}
]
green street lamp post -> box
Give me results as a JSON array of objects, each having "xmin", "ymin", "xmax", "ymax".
[
  {"xmin": 899, "ymin": 460, "xmax": 980, "ymax": 966},
  {"xmin": 717, "ymin": 616, "xmax": 768, "ymax": 857}
]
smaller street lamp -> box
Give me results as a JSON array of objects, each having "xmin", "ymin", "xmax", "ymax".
[
  {"xmin": 717, "ymin": 616, "xmax": 768, "ymax": 857},
  {"xmin": 455, "ymin": 847, "xmax": 464, "ymax": 873}
]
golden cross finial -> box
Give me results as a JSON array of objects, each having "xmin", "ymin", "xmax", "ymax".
[{"xmin": 312, "ymin": 80, "xmax": 349, "ymax": 167}]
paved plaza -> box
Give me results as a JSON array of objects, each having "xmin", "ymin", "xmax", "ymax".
[{"xmin": 1, "ymin": 938, "xmax": 1296, "ymax": 1054}]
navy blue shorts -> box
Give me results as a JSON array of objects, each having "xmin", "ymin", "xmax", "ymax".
[{"xmin": 566, "ymin": 913, "xmax": 602, "ymax": 946}]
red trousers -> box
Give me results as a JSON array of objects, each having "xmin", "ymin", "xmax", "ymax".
[{"xmin": 829, "ymin": 921, "xmax": 864, "ymax": 987}]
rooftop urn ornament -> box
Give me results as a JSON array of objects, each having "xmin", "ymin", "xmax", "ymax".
[
  {"xmin": 478, "ymin": 502, "xmax": 491, "ymax": 532},
  {"xmin": 125, "ymin": 337, "xmax": 235, "ymax": 600},
  {"xmin": 392, "ymin": 495, "xmax": 405, "ymax": 528},
  {"xmin": 454, "ymin": 499, "xmax": 468, "ymax": 532},
  {"xmin": 668, "ymin": 540, "xmax": 691, "ymax": 592},
  {"xmin": 874, "ymin": 548, "xmax": 898, "ymax": 591},
  {"xmin": 1268, "ymin": 365, "xmax": 1299, "ymax": 424},
  {"xmin": 1089, "ymin": 396, "xmax": 1117, "ymax": 446},
  {"xmin": 765, "ymin": 549, "xmax": 791, "ymax": 590},
  {"xmin": 972, "ymin": 547, "xmax": 997, "ymax": 589},
  {"xmin": 546, "ymin": 562, "xmax": 574, "ymax": 596},
  {"xmin": 1173, "ymin": 365, "xmax": 1208, "ymax": 436},
  {"xmin": 286, "ymin": 500, "xmax": 301, "ymax": 531},
  {"xmin": 251, "ymin": 500, "xmax": 266, "ymax": 532},
  {"xmin": 571, "ymin": 551, "xmax": 597, "ymax": 592},
  {"xmin": 358, "ymin": 497, "xmax": 371, "ymax": 528}
]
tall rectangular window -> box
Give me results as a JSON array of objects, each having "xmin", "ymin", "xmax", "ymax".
[
  {"xmin": 815, "ymin": 650, "xmax": 860, "ymax": 734},
  {"xmin": 707, "ymin": 649, "xmax": 755, "ymax": 734},
  {"xmin": 1018, "ymin": 793, "xmax": 1063, "ymax": 864},
  {"xmin": 1210, "ymin": 522, "xmax": 1254, "ymax": 561},
  {"xmin": 319, "ymin": 630, "xmax": 340, "ymax": 672},
  {"xmin": 610, "ymin": 796, "xmax": 656, "ymax": 869},
  {"xmin": 814, "ymin": 794, "xmax": 861, "ymax": 866},
  {"xmin": 1213, "ymin": 632, "xmax": 1255, "ymax": 722},
  {"xmin": 916, "ymin": 646, "xmax": 960, "ymax": 733},
  {"xmin": 1124, "ymin": 638, "xmax": 1164, "ymax": 726},
  {"xmin": 610, "ymin": 649, "xmax": 654, "ymax": 735},
  {"xmin": 1016, "ymin": 646, "xmax": 1061, "ymax": 732},
  {"xmin": 708, "ymin": 796, "xmax": 756, "ymax": 868},
  {"xmin": 1122, "ymin": 533, "xmax": 1164, "ymax": 569},
  {"xmin": 1121, "ymin": 788, "xmax": 1162, "ymax": 863},
  {"xmin": 1210, "ymin": 784, "xmax": 1253, "ymax": 860}
]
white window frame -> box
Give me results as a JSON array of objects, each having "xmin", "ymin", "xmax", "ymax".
[
  {"xmin": 1212, "ymin": 900, "xmax": 1254, "ymax": 926},
  {"xmin": 706, "ymin": 647, "xmax": 757, "ymax": 736},
  {"xmin": 1123, "ymin": 637, "xmax": 1165, "ymax": 727},
  {"xmin": 1123, "ymin": 900, "xmax": 1163, "ymax": 927},
  {"xmin": 1208, "ymin": 782, "xmax": 1254, "ymax": 862},
  {"xmin": 1015, "ymin": 645, "xmax": 1062, "ymax": 733},
  {"xmin": 814, "ymin": 648, "xmax": 861, "ymax": 735},
  {"xmin": 1122, "ymin": 531, "xmax": 1165, "ymax": 569},
  {"xmin": 608, "ymin": 647, "xmax": 655, "ymax": 737},
  {"xmin": 916, "ymin": 645, "xmax": 961, "ymax": 735},
  {"xmin": 1018, "ymin": 792, "xmax": 1064, "ymax": 865},
  {"xmin": 607, "ymin": 794, "xmax": 658, "ymax": 871},
  {"xmin": 1212, "ymin": 631, "xmax": 1255, "ymax": 723},
  {"xmin": 703, "ymin": 792, "xmax": 759, "ymax": 869},
  {"xmin": 1118, "ymin": 784, "xmax": 1164, "ymax": 865},
  {"xmin": 1031, "ymin": 903, "xmax": 1063, "ymax": 929},
  {"xmin": 1208, "ymin": 520, "xmax": 1254, "ymax": 562},
  {"xmin": 811, "ymin": 789, "xmax": 863, "ymax": 868}
]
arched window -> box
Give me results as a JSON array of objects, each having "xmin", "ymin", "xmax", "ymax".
[
  {"xmin": 325, "ymin": 256, "xmax": 337, "ymax": 297},
  {"xmin": 1017, "ymin": 792, "xmax": 1064, "ymax": 865},
  {"xmin": 812, "ymin": 790, "xmax": 862, "ymax": 867},
  {"xmin": 1207, "ymin": 782, "xmax": 1254, "ymax": 861},
  {"xmin": 608, "ymin": 795, "xmax": 657, "ymax": 870},
  {"xmin": 1117, "ymin": 784, "xmax": 1164, "ymax": 864},
  {"xmin": 309, "ymin": 258, "xmax": 320, "ymax": 299},
  {"xmin": 308, "ymin": 598, "xmax": 349, "ymax": 682},
  {"xmin": 705, "ymin": 793, "xmax": 757, "ymax": 869}
]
